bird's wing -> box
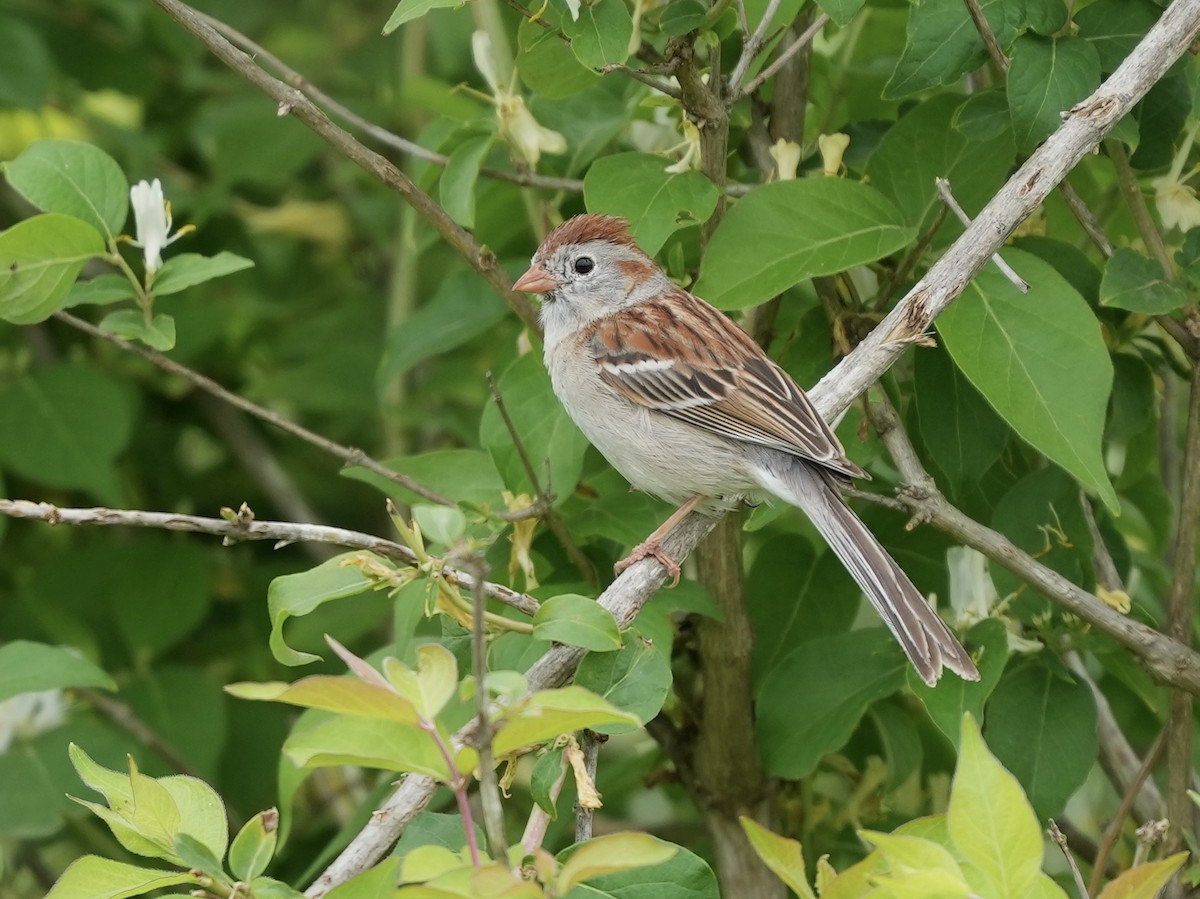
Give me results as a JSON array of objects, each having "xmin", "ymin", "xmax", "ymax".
[{"xmin": 588, "ymin": 288, "xmax": 866, "ymax": 480}]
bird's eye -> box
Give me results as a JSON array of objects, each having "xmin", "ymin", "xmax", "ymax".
[{"xmin": 573, "ymin": 256, "xmax": 595, "ymax": 275}]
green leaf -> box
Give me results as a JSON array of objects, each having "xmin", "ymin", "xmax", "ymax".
[
  {"xmin": 947, "ymin": 715, "xmax": 1042, "ymax": 899},
  {"xmin": 517, "ymin": 16, "xmax": 600, "ymax": 99},
  {"xmin": 151, "ymin": 251, "xmax": 253, "ymax": 296},
  {"xmin": 1007, "ymin": 36, "xmax": 1101, "ymax": 152},
  {"xmin": 411, "ymin": 505, "xmax": 466, "ymax": 547},
  {"xmin": 328, "ymin": 854, "xmax": 403, "ymax": 897},
  {"xmin": 984, "ymin": 664, "xmax": 1097, "ymax": 820},
  {"xmin": 815, "ymin": 0, "xmax": 866, "ymax": 28},
  {"xmin": 584, "ymin": 153, "xmax": 719, "ymax": 255},
  {"xmin": 694, "ymin": 178, "xmax": 916, "ymax": 310},
  {"xmin": 439, "ymin": 137, "xmax": 492, "ymax": 229},
  {"xmin": 868, "ymin": 94, "xmax": 1015, "ymax": 243},
  {"xmin": 740, "ymin": 819, "xmax": 817, "ymax": 899},
  {"xmin": 229, "ymin": 809, "xmax": 279, "ymax": 882},
  {"xmin": 226, "ymin": 675, "xmax": 421, "ymax": 725},
  {"xmin": 1020, "ymin": 0, "xmax": 1066, "ymax": 36},
  {"xmin": 283, "ymin": 715, "xmax": 462, "ymax": 779},
  {"xmin": 376, "ymin": 268, "xmax": 512, "ymax": 393},
  {"xmin": 480, "ymin": 352, "xmax": 589, "ymax": 505},
  {"xmin": 911, "ymin": 619, "xmax": 1008, "ymax": 744},
  {"xmin": 0, "ymin": 361, "xmax": 136, "ymax": 503},
  {"xmin": 531, "ymin": 746, "xmax": 566, "ymax": 817},
  {"xmin": 65, "ymin": 274, "xmax": 137, "ymax": 307},
  {"xmin": 492, "ymin": 686, "xmax": 639, "ymax": 755},
  {"xmin": 757, "ymin": 629, "xmax": 907, "ymax": 779},
  {"xmin": 884, "ymin": 0, "xmax": 1018, "ymax": 99},
  {"xmin": 557, "ymin": 834, "xmax": 678, "ymax": 892},
  {"xmin": 0, "ymin": 641, "xmax": 116, "ymax": 702},
  {"xmin": 3, "ymin": 140, "xmax": 128, "ymax": 240},
  {"xmin": 935, "ymin": 249, "xmax": 1117, "ymax": 512},
  {"xmin": 99, "ymin": 310, "xmax": 177, "ymax": 350},
  {"xmin": 914, "ymin": 345, "xmax": 1009, "ymax": 494},
  {"xmin": 560, "ymin": 842, "xmax": 719, "ymax": 898},
  {"xmin": 382, "ymin": 0, "xmax": 464, "ymax": 33},
  {"xmin": 1076, "ymin": 0, "xmax": 1160, "ymax": 71},
  {"xmin": 45, "ymin": 857, "xmax": 196, "ymax": 899},
  {"xmin": 574, "ymin": 631, "xmax": 672, "ymax": 731},
  {"xmin": 867, "ymin": 700, "xmax": 924, "ymax": 791},
  {"xmin": 862, "ymin": 830, "xmax": 969, "ymax": 897},
  {"xmin": 1096, "ymin": 852, "xmax": 1188, "ymax": 899},
  {"xmin": 0, "ymin": 213, "xmax": 106, "ymax": 324},
  {"xmin": 563, "ymin": 0, "xmax": 633, "ymax": 69},
  {"xmin": 383, "ymin": 643, "xmax": 459, "ymax": 719},
  {"xmin": 1100, "ymin": 246, "xmax": 1186, "ymax": 314},
  {"xmin": 533, "ymin": 594, "xmax": 622, "ymax": 651},
  {"xmin": 266, "ymin": 553, "xmax": 377, "ymax": 666}
]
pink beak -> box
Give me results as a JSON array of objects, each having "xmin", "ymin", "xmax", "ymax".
[{"xmin": 514, "ymin": 263, "xmax": 560, "ymax": 294}]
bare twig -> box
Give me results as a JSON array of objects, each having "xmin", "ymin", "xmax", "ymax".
[
  {"xmin": 598, "ymin": 63, "xmax": 682, "ymax": 98},
  {"xmin": 149, "ymin": 0, "xmax": 542, "ymax": 333},
  {"xmin": 728, "ymin": 0, "xmax": 784, "ymax": 93},
  {"xmin": 487, "ymin": 374, "xmax": 598, "ymax": 588},
  {"xmin": 738, "ymin": 14, "xmax": 830, "ymax": 99},
  {"xmin": 963, "ymin": 0, "xmax": 1009, "ymax": 73},
  {"xmin": 1048, "ymin": 819, "xmax": 1090, "ymax": 899},
  {"xmin": 1088, "ymin": 731, "xmax": 1168, "ymax": 898},
  {"xmin": 0, "ymin": 499, "xmax": 541, "ymax": 617},
  {"xmin": 935, "ymin": 178, "xmax": 1029, "ymax": 292},
  {"xmin": 1108, "ymin": 139, "xmax": 1177, "ymax": 278},
  {"xmin": 1164, "ymin": 365, "xmax": 1200, "ymax": 857},
  {"xmin": 77, "ymin": 688, "xmax": 203, "ymax": 781},
  {"xmin": 573, "ymin": 731, "xmax": 601, "ymax": 841},
  {"xmin": 54, "ymin": 311, "xmax": 542, "ymax": 523},
  {"xmin": 1059, "ymin": 180, "xmax": 1115, "ymax": 257},
  {"xmin": 465, "ymin": 554, "xmax": 509, "ymax": 860}
]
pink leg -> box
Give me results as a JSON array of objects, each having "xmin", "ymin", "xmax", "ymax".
[{"xmin": 615, "ymin": 496, "xmax": 705, "ymax": 587}]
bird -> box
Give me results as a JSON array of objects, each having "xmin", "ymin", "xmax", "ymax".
[{"xmin": 513, "ymin": 213, "xmax": 979, "ymax": 686}]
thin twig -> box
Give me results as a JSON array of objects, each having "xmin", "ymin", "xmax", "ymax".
[
  {"xmin": 487, "ymin": 373, "xmax": 598, "ymax": 588},
  {"xmin": 935, "ymin": 178, "xmax": 1030, "ymax": 292},
  {"xmin": 728, "ymin": 0, "xmax": 784, "ymax": 93},
  {"xmin": 1107, "ymin": 139, "xmax": 1176, "ymax": 278},
  {"xmin": 1164, "ymin": 364, "xmax": 1200, "ymax": 858},
  {"xmin": 1048, "ymin": 820, "xmax": 1090, "ymax": 899},
  {"xmin": 1058, "ymin": 180, "xmax": 1115, "ymax": 257},
  {"xmin": 54, "ymin": 311, "xmax": 542, "ymax": 523},
  {"xmin": 0, "ymin": 499, "xmax": 541, "ymax": 616},
  {"xmin": 963, "ymin": 0, "xmax": 1009, "ymax": 73},
  {"xmin": 1088, "ymin": 731, "xmax": 1168, "ymax": 897},
  {"xmin": 877, "ymin": 205, "xmax": 949, "ymax": 307},
  {"xmin": 77, "ymin": 688, "xmax": 203, "ymax": 780},
  {"xmin": 466, "ymin": 553, "xmax": 509, "ymax": 859},
  {"xmin": 598, "ymin": 63, "xmax": 682, "ymax": 98},
  {"xmin": 738, "ymin": 13, "xmax": 830, "ymax": 99}
]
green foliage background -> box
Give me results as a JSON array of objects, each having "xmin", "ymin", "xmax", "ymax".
[{"xmin": 0, "ymin": 0, "xmax": 1198, "ymax": 895}]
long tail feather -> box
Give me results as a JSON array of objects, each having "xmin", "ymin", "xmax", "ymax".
[{"xmin": 754, "ymin": 461, "xmax": 979, "ymax": 686}]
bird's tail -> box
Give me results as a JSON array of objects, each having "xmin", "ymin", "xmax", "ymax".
[{"xmin": 755, "ymin": 460, "xmax": 979, "ymax": 686}]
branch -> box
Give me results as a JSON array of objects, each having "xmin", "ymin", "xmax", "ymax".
[
  {"xmin": 0, "ymin": 499, "xmax": 540, "ymax": 617},
  {"xmin": 963, "ymin": 0, "xmax": 1008, "ymax": 73},
  {"xmin": 737, "ymin": 13, "xmax": 830, "ymax": 99},
  {"xmin": 728, "ymin": 0, "xmax": 784, "ymax": 94},
  {"xmin": 935, "ymin": 177, "xmax": 1029, "ymax": 292},
  {"xmin": 865, "ymin": 394, "xmax": 1200, "ymax": 693},
  {"xmin": 149, "ymin": 0, "xmax": 541, "ymax": 334}
]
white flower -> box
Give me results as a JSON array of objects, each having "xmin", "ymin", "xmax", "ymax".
[
  {"xmin": 1152, "ymin": 121, "xmax": 1200, "ymax": 233},
  {"xmin": 947, "ymin": 545, "xmax": 997, "ymax": 627},
  {"xmin": 664, "ymin": 119, "xmax": 701, "ymax": 174},
  {"xmin": 818, "ymin": 132, "xmax": 850, "ymax": 177},
  {"xmin": 129, "ymin": 178, "xmax": 189, "ymax": 273},
  {"xmin": 472, "ymin": 32, "xmax": 565, "ymax": 167},
  {"xmin": 0, "ymin": 690, "xmax": 67, "ymax": 754},
  {"xmin": 769, "ymin": 138, "xmax": 801, "ymax": 181}
]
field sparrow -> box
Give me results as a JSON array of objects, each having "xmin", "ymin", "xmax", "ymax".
[{"xmin": 515, "ymin": 214, "xmax": 978, "ymax": 686}]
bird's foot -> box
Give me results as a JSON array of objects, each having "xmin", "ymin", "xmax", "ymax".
[{"xmin": 615, "ymin": 539, "xmax": 681, "ymax": 587}]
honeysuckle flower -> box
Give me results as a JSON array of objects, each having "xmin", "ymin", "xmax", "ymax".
[
  {"xmin": 818, "ymin": 132, "xmax": 850, "ymax": 177},
  {"xmin": 0, "ymin": 690, "xmax": 67, "ymax": 754},
  {"xmin": 769, "ymin": 138, "xmax": 801, "ymax": 181},
  {"xmin": 664, "ymin": 118, "xmax": 701, "ymax": 174},
  {"xmin": 472, "ymin": 31, "xmax": 565, "ymax": 167},
  {"xmin": 1152, "ymin": 121, "xmax": 1200, "ymax": 232},
  {"xmin": 129, "ymin": 178, "xmax": 190, "ymax": 274},
  {"xmin": 947, "ymin": 545, "xmax": 997, "ymax": 627}
]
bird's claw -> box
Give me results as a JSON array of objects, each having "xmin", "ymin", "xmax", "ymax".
[{"xmin": 615, "ymin": 540, "xmax": 681, "ymax": 587}]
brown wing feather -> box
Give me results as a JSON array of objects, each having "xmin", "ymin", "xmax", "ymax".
[{"xmin": 589, "ymin": 288, "xmax": 868, "ymax": 480}]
